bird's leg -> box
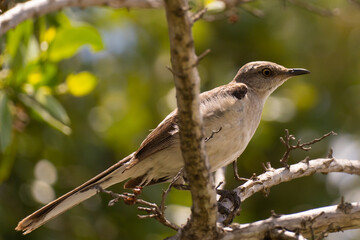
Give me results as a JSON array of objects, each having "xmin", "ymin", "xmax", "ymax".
[
  {"xmin": 171, "ymin": 171, "xmax": 242, "ymax": 225},
  {"xmin": 173, "ymin": 184, "xmax": 190, "ymax": 191},
  {"xmin": 170, "ymin": 168, "xmax": 190, "ymax": 191},
  {"xmin": 232, "ymin": 160, "xmax": 252, "ymax": 182}
]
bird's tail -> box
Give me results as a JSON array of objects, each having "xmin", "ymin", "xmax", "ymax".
[{"xmin": 16, "ymin": 154, "xmax": 135, "ymax": 235}]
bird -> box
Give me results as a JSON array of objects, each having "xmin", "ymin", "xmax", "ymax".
[{"xmin": 16, "ymin": 61, "xmax": 310, "ymax": 234}]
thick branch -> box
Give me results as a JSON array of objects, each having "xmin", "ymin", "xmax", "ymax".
[
  {"xmin": 217, "ymin": 158, "xmax": 360, "ymax": 224},
  {"xmin": 241, "ymin": 158, "xmax": 360, "ymax": 201},
  {"xmin": 0, "ymin": 0, "xmax": 162, "ymax": 36},
  {"xmin": 221, "ymin": 202, "xmax": 360, "ymax": 240},
  {"xmin": 164, "ymin": 0, "xmax": 218, "ymax": 239}
]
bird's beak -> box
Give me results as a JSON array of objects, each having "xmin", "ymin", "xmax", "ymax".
[{"xmin": 287, "ymin": 68, "xmax": 311, "ymax": 76}]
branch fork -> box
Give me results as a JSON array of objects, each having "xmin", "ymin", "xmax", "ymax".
[
  {"xmin": 96, "ymin": 185, "xmax": 180, "ymax": 231},
  {"xmin": 280, "ymin": 129, "xmax": 336, "ymax": 167}
]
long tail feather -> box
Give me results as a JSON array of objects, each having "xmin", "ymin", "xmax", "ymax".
[{"xmin": 16, "ymin": 154, "xmax": 135, "ymax": 234}]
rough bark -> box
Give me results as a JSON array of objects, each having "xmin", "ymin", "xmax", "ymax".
[
  {"xmin": 242, "ymin": 158, "xmax": 359, "ymax": 201},
  {"xmin": 164, "ymin": 0, "xmax": 218, "ymax": 239},
  {"xmin": 217, "ymin": 158, "xmax": 360, "ymax": 223},
  {"xmin": 221, "ymin": 201, "xmax": 360, "ymax": 240}
]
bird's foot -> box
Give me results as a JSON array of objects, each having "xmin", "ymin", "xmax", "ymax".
[{"xmin": 217, "ymin": 188, "xmax": 241, "ymax": 226}]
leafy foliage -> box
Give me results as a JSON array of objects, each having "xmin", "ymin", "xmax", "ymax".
[
  {"xmin": 0, "ymin": 15, "xmax": 103, "ymax": 152},
  {"xmin": 0, "ymin": 92, "xmax": 13, "ymax": 151}
]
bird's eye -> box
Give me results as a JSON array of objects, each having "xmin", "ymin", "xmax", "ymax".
[{"xmin": 262, "ymin": 68, "xmax": 272, "ymax": 77}]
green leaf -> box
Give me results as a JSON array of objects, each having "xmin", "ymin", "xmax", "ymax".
[
  {"xmin": 6, "ymin": 20, "xmax": 34, "ymax": 78},
  {"xmin": 66, "ymin": 71, "xmax": 97, "ymax": 97},
  {"xmin": 0, "ymin": 92, "xmax": 13, "ymax": 152},
  {"xmin": 22, "ymin": 62, "xmax": 58, "ymax": 86},
  {"xmin": 0, "ymin": 134, "xmax": 17, "ymax": 183},
  {"xmin": 35, "ymin": 88, "xmax": 70, "ymax": 125},
  {"xmin": 6, "ymin": 20, "xmax": 33, "ymax": 58},
  {"xmin": 48, "ymin": 25, "xmax": 104, "ymax": 62},
  {"xmin": 19, "ymin": 93, "xmax": 71, "ymax": 135}
]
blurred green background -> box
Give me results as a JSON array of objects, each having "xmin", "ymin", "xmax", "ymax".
[{"xmin": 1, "ymin": 0, "xmax": 360, "ymax": 239}]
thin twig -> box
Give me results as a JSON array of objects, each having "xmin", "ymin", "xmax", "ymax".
[
  {"xmin": 191, "ymin": 8, "xmax": 207, "ymax": 23},
  {"xmin": 160, "ymin": 168, "xmax": 184, "ymax": 215},
  {"xmin": 205, "ymin": 126, "xmax": 222, "ymax": 142},
  {"xmin": 262, "ymin": 162, "xmax": 275, "ymax": 172},
  {"xmin": 196, "ymin": 49, "xmax": 211, "ymax": 65},
  {"xmin": 166, "ymin": 66, "xmax": 186, "ymax": 79},
  {"xmin": 136, "ymin": 198, "xmax": 180, "ymax": 230},
  {"xmin": 96, "ymin": 185, "xmax": 180, "ymax": 230},
  {"xmin": 279, "ymin": 129, "xmax": 337, "ymax": 167},
  {"xmin": 187, "ymin": 48, "xmax": 211, "ymax": 70},
  {"xmin": 233, "ymin": 160, "xmax": 251, "ymax": 181}
]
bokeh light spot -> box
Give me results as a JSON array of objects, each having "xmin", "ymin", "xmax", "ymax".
[
  {"xmin": 34, "ymin": 159, "xmax": 58, "ymax": 185},
  {"xmin": 31, "ymin": 180, "xmax": 55, "ymax": 204},
  {"xmin": 262, "ymin": 96, "xmax": 296, "ymax": 122}
]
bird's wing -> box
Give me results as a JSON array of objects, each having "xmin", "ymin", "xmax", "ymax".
[
  {"xmin": 132, "ymin": 82, "xmax": 248, "ymax": 164},
  {"xmin": 135, "ymin": 109, "xmax": 179, "ymax": 161},
  {"xmin": 133, "ymin": 82, "xmax": 247, "ymax": 162}
]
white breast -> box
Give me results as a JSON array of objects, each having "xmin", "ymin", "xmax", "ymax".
[{"xmin": 201, "ymin": 91, "xmax": 264, "ymax": 172}]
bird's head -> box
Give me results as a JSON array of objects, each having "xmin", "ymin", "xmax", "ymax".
[{"xmin": 233, "ymin": 61, "xmax": 310, "ymax": 97}]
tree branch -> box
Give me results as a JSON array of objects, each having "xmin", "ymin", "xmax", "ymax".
[
  {"xmin": 0, "ymin": 0, "xmax": 342, "ymax": 37},
  {"xmin": 279, "ymin": 129, "xmax": 336, "ymax": 167},
  {"xmin": 240, "ymin": 158, "xmax": 360, "ymax": 201},
  {"xmin": 0, "ymin": 0, "xmax": 162, "ymax": 36},
  {"xmin": 95, "ymin": 186, "xmax": 180, "ymax": 231},
  {"xmin": 164, "ymin": 0, "xmax": 218, "ymax": 239},
  {"xmin": 217, "ymin": 158, "xmax": 360, "ymax": 226},
  {"xmin": 221, "ymin": 201, "xmax": 360, "ymax": 240}
]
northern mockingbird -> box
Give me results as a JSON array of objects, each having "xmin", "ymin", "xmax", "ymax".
[{"xmin": 16, "ymin": 61, "xmax": 310, "ymax": 234}]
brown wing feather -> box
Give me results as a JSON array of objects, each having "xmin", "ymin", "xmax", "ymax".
[
  {"xmin": 133, "ymin": 82, "xmax": 247, "ymax": 162},
  {"xmin": 135, "ymin": 110, "xmax": 179, "ymax": 160}
]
